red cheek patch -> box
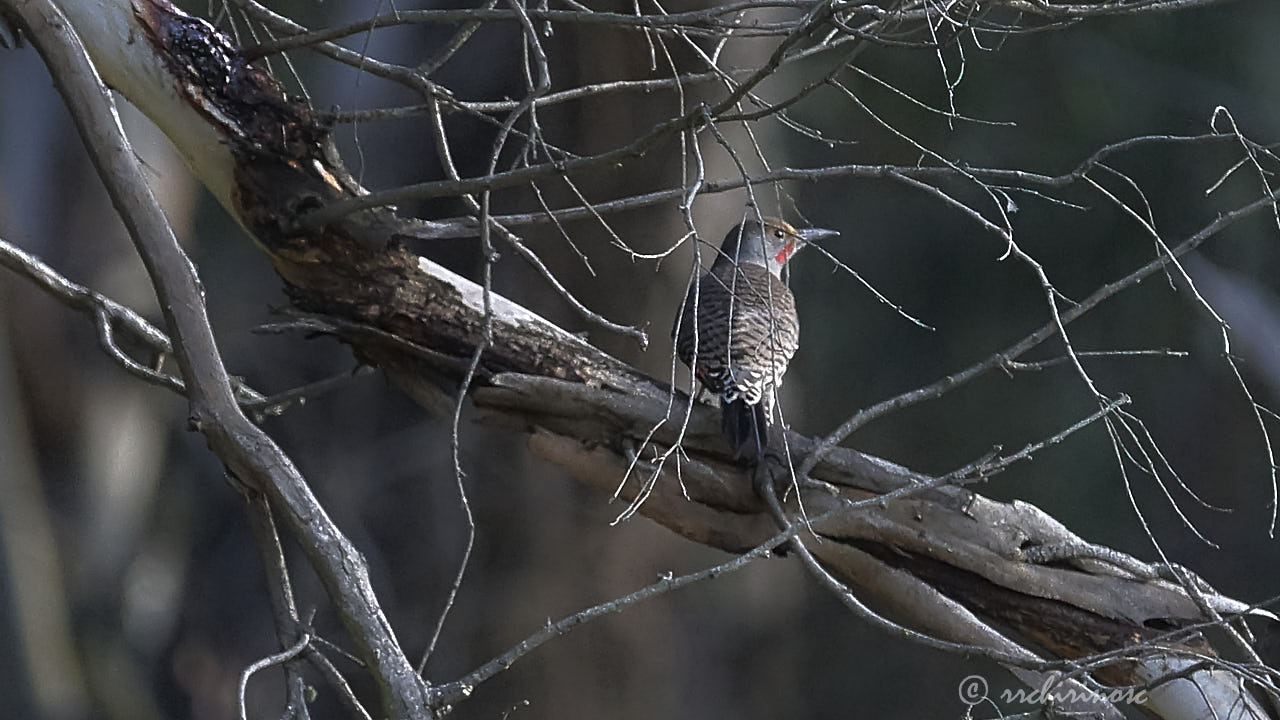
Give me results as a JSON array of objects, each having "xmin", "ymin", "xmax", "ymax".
[{"xmin": 775, "ymin": 242, "xmax": 796, "ymax": 264}]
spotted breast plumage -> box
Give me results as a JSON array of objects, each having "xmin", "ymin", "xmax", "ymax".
[{"xmin": 673, "ymin": 217, "xmax": 838, "ymax": 460}]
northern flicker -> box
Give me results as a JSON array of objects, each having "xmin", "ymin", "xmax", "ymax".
[{"xmin": 673, "ymin": 217, "xmax": 839, "ymax": 461}]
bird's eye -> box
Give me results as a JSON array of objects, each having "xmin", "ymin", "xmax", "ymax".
[{"xmin": 774, "ymin": 229, "xmax": 785, "ymax": 239}]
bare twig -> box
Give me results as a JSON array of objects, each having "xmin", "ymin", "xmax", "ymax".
[
  {"xmin": 801, "ymin": 182, "xmax": 1280, "ymax": 476},
  {"xmin": 239, "ymin": 631, "xmax": 312, "ymax": 720},
  {"xmin": 4, "ymin": 2, "xmax": 432, "ymax": 717}
]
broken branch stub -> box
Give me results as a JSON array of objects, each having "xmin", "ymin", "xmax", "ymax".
[{"xmin": 52, "ymin": 0, "xmax": 1278, "ymax": 715}]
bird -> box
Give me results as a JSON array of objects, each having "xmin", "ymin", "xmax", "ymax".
[{"xmin": 673, "ymin": 216, "xmax": 839, "ymax": 461}]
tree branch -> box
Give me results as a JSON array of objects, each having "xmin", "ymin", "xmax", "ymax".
[
  {"xmin": 11, "ymin": 0, "xmax": 1278, "ymax": 717},
  {"xmin": 1, "ymin": 0, "xmax": 432, "ymax": 716}
]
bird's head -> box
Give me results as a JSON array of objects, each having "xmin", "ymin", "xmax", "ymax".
[{"xmin": 714, "ymin": 216, "xmax": 840, "ymax": 277}]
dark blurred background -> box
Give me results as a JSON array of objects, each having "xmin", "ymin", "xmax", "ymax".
[{"xmin": 3, "ymin": 0, "xmax": 1280, "ymax": 717}]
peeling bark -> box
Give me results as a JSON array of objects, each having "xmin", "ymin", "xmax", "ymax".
[{"xmin": 17, "ymin": 0, "xmax": 1279, "ymax": 717}]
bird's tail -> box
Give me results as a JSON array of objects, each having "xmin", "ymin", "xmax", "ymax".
[{"xmin": 722, "ymin": 398, "xmax": 769, "ymax": 462}]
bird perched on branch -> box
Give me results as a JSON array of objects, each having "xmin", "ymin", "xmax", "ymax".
[{"xmin": 673, "ymin": 216, "xmax": 839, "ymax": 461}]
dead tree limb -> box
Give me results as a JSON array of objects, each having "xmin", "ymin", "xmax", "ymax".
[
  {"xmin": 5, "ymin": 0, "xmax": 1279, "ymax": 717},
  {"xmin": 0, "ymin": 0, "xmax": 434, "ymax": 717}
]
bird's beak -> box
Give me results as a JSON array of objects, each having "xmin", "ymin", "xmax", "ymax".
[{"xmin": 797, "ymin": 227, "xmax": 840, "ymax": 245}]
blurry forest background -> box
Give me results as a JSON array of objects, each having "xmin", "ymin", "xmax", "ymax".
[{"xmin": 4, "ymin": 0, "xmax": 1280, "ymax": 717}]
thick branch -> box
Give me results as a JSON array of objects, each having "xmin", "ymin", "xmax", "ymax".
[
  {"xmin": 22, "ymin": 0, "xmax": 1278, "ymax": 717},
  {"xmin": 4, "ymin": 0, "xmax": 432, "ymax": 717}
]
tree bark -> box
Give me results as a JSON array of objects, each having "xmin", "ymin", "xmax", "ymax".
[{"xmin": 7, "ymin": 0, "xmax": 1277, "ymax": 717}]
